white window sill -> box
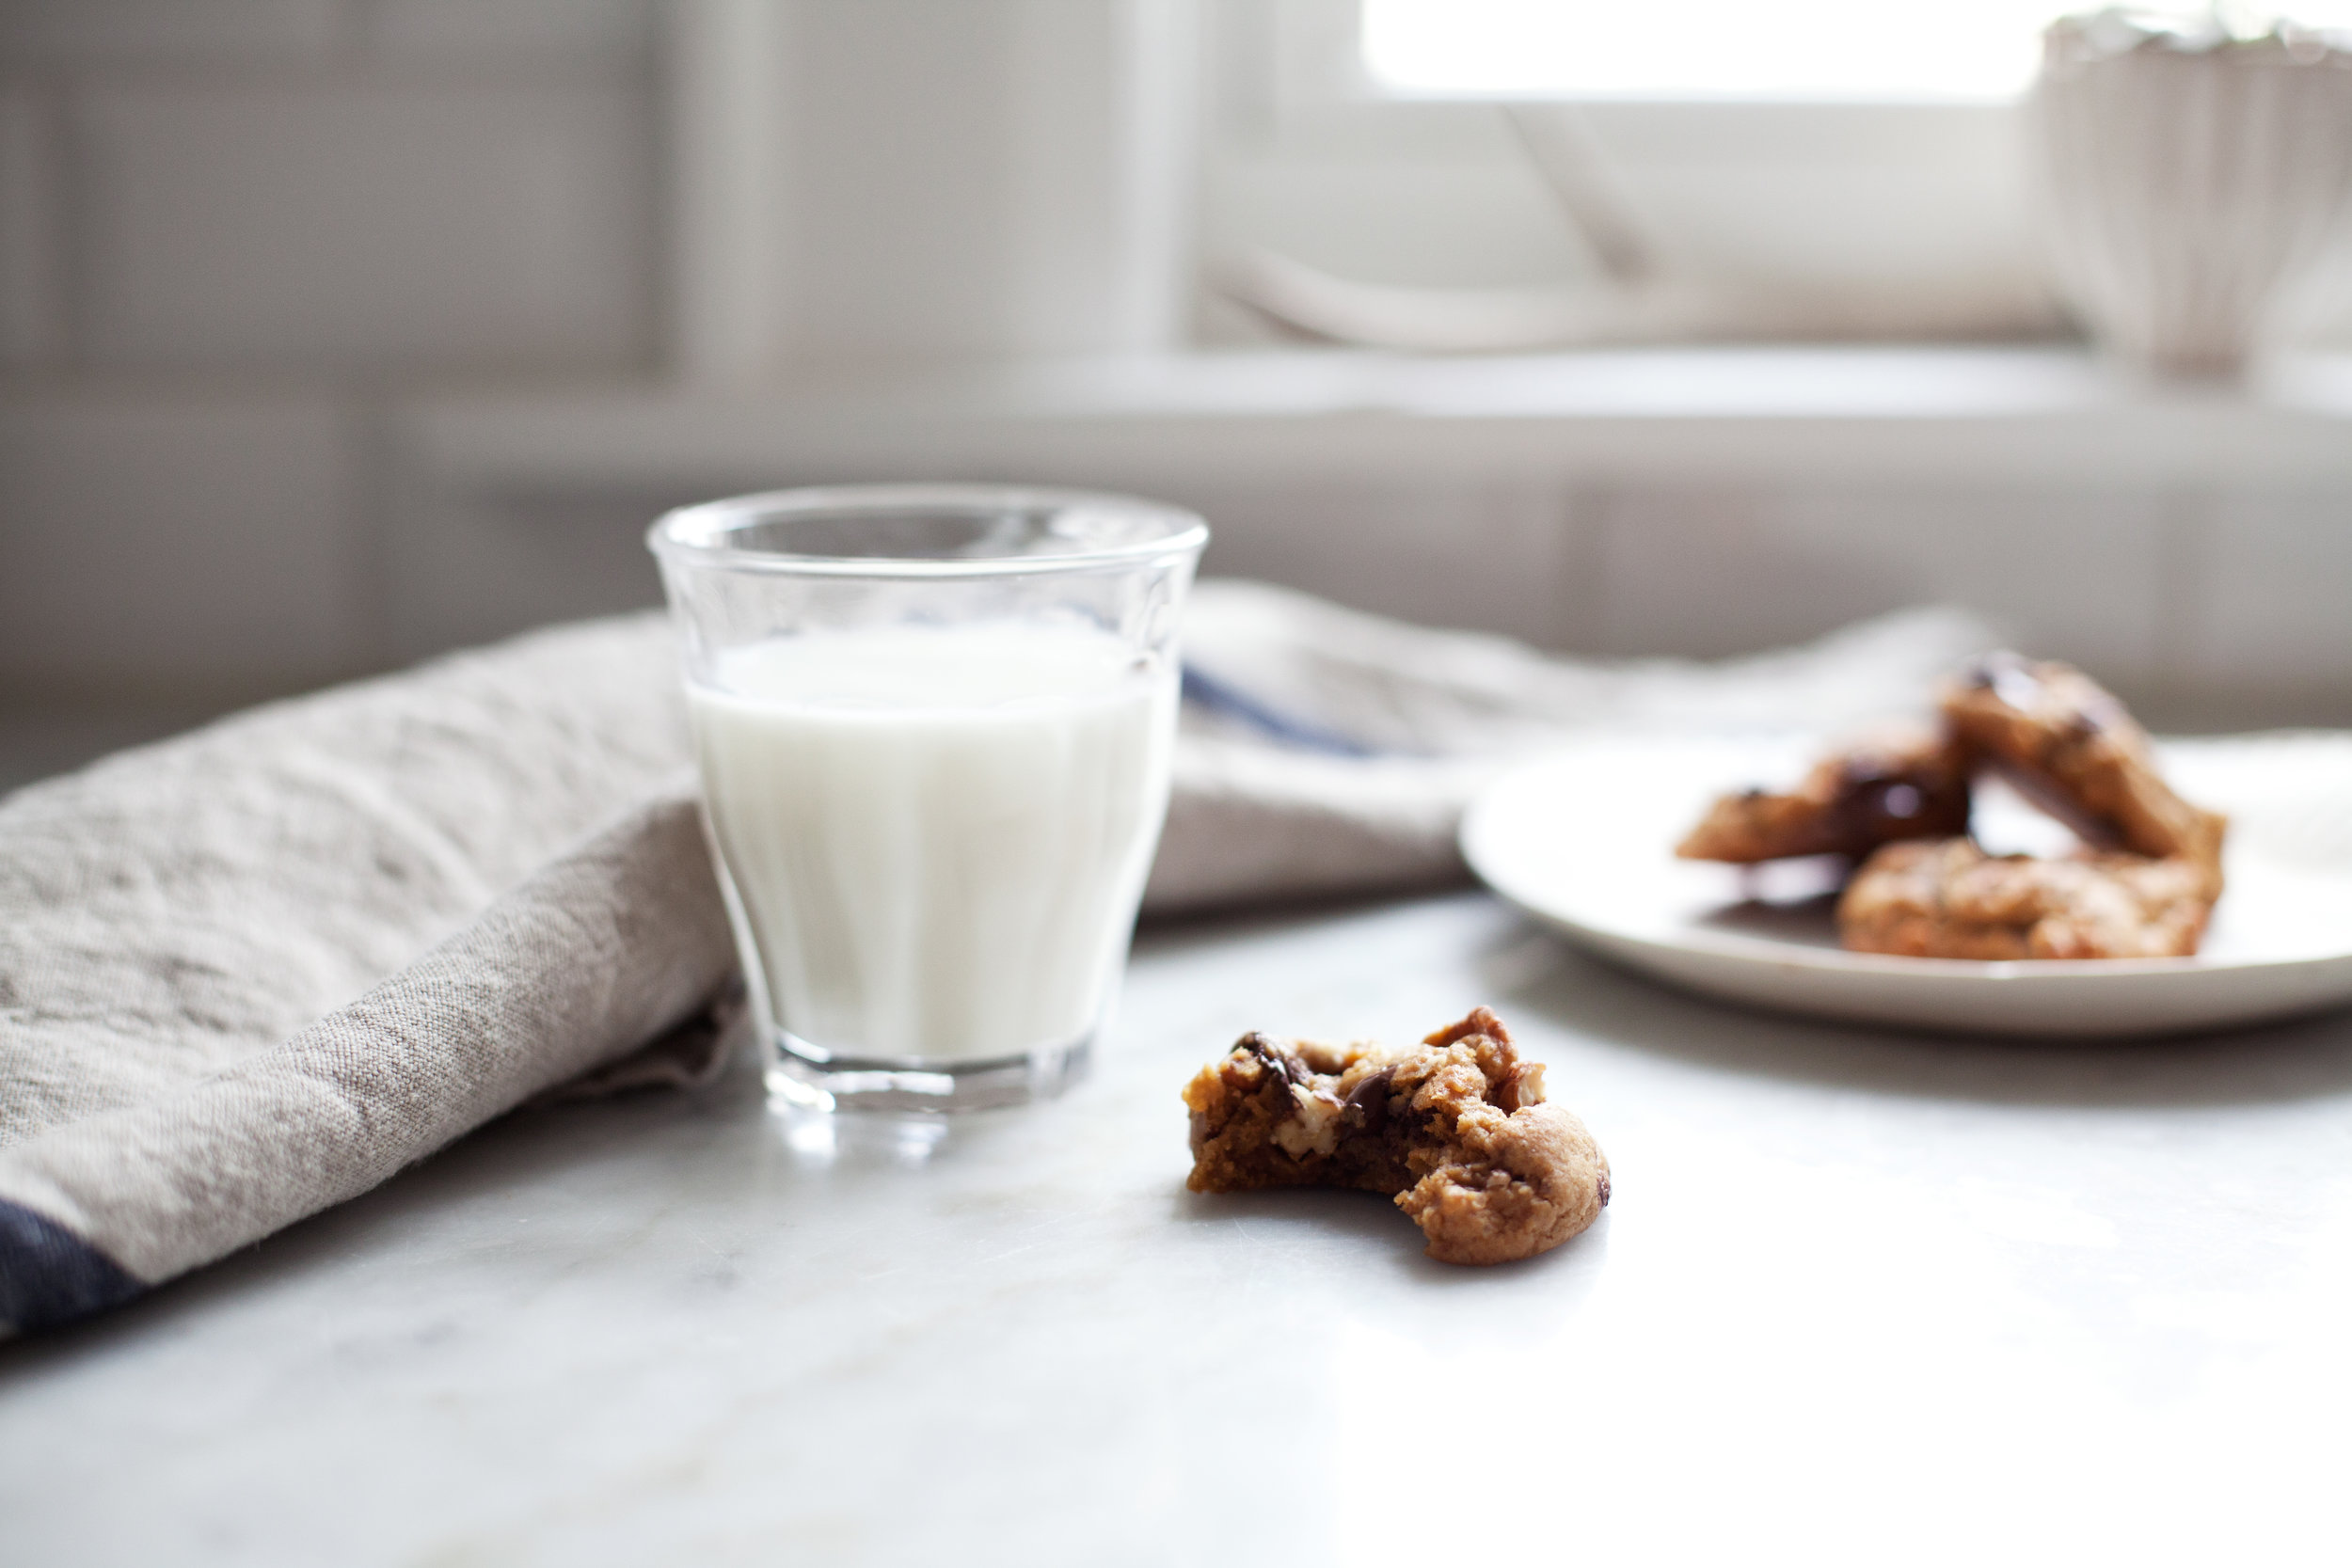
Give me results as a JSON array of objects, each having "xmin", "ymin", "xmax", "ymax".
[{"xmin": 401, "ymin": 344, "xmax": 2352, "ymax": 493}]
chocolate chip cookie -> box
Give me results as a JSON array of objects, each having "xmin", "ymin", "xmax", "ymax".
[
  {"xmin": 1942, "ymin": 652, "xmax": 2227, "ymax": 895},
  {"xmin": 1182, "ymin": 1007, "xmax": 1609, "ymax": 1265},
  {"xmin": 1677, "ymin": 723, "xmax": 1972, "ymax": 864},
  {"xmin": 1838, "ymin": 837, "xmax": 2216, "ymax": 959}
]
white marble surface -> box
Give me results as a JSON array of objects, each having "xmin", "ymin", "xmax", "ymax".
[{"xmin": 7, "ymin": 892, "xmax": 2352, "ymax": 1564}]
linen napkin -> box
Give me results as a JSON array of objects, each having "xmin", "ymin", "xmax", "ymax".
[
  {"xmin": 1157, "ymin": 583, "xmax": 1993, "ymax": 908},
  {"xmin": 0, "ymin": 584, "xmax": 1991, "ymax": 1336}
]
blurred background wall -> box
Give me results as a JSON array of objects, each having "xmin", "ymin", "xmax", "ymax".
[
  {"xmin": 2, "ymin": 0, "xmax": 2349, "ymax": 786},
  {"xmin": 0, "ymin": 0, "xmax": 662, "ymax": 763}
]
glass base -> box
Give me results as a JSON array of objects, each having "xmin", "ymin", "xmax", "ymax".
[{"xmin": 764, "ymin": 1031, "xmax": 1091, "ymax": 1114}]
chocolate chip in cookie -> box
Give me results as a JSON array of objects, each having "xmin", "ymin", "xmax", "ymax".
[{"xmin": 1677, "ymin": 723, "xmax": 1972, "ymax": 865}]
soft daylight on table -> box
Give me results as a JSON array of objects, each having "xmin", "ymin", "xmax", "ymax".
[{"xmin": 5, "ymin": 2, "xmax": 2352, "ymax": 1564}]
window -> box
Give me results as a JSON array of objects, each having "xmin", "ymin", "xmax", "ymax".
[
  {"xmin": 1361, "ymin": 0, "xmax": 2058, "ymax": 103},
  {"xmin": 1199, "ymin": 0, "xmax": 2352, "ymax": 347}
]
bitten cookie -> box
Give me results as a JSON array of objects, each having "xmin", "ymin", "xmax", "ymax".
[
  {"xmin": 1677, "ymin": 723, "xmax": 1972, "ymax": 864},
  {"xmin": 1182, "ymin": 1007, "xmax": 1609, "ymax": 1265}
]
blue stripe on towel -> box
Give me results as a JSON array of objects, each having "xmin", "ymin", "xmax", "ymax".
[
  {"xmin": 1180, "ymin": 664, "xmax": 1378, "ymax": 758},
  {"xmin": 0, "ymin": 1199, "xmax": 143, "ymax": 1336}
]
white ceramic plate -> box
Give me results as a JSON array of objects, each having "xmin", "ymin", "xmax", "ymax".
[{"xmin": 1460, "ymin": 733, "xmax": 2352, "ymax": 1038}]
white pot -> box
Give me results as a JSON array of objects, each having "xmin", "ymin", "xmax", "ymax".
[{"xmin": 2032, "ymin": 12, "xmax": 2352, "ymax": 378}]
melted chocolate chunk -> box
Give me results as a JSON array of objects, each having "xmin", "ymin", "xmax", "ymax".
[
  {"xmin": 1236, "ymin": 1032, "xmax": 1303, "ymax": 1091},
  {"xmin": 1343, "ymin": 1066, "xmax": 1395, "ymax": 1131},
  {"xmin": 1830, "ymin": 771, "xmax": 1940, "ymax": 843}
]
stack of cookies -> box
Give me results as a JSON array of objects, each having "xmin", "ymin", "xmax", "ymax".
[{"xmin": 1677, "ymin": 653, "xmax": 2228, "ymax": 960}]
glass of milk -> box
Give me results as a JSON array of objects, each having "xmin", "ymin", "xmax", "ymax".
[{"xmin": 647, "ymin": 485, "xmax": 1207, "ymax": 1114}]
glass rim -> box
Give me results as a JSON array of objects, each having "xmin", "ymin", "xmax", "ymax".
[{"xmin": 645, "ymin": 483, "xmax": 1209, "ymax": 579}]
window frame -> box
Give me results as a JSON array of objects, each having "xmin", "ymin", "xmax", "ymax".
[{"xmin": 1196, "ymin": 0, "xmax": 2061, "ymax": 346}]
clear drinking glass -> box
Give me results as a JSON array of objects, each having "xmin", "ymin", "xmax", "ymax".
[{"xmin": 647, "ymin": 485, "xmax": 1207, "ymax": 1114}]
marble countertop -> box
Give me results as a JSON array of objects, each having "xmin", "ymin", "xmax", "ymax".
[{"xmin": 7, "ymin": 892, "xmax": 2352, "ymax": 1564}]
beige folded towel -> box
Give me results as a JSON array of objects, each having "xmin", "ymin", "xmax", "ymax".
[{"xmin": 0, "ymin": 585, "xmax": 1992, "ymax": 1335}]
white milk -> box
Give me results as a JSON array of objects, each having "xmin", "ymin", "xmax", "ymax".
[{"xmin": 688, "ymin": 623, "xmax": 1177, "ymax": 1063}]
